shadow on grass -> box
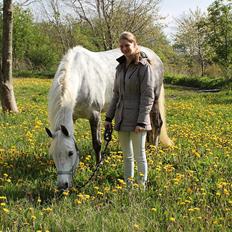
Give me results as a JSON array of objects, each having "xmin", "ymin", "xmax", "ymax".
[{"xmin": 0, "ymin": 151, "xmax": 58, "ymax": 204}]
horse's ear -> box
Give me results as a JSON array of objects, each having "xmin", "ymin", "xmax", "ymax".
[
  {"xmin": 60, "ymin": 125, "xmax": 69, "ymax": 137},
  {"xmin": 45, "ymin": 127, "xmax": 54, "ymax": 138}
]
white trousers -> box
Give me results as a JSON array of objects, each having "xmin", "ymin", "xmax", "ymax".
[{"xmin": 118, "ymin": 131, "xmax": 147, "ymax": 186}]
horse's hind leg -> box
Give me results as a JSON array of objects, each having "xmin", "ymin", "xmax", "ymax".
[{"xmin": 89, "ymin": 111, "xmax": 102, "ymax": 164}]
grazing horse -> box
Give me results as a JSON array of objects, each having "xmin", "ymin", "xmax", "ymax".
[{"xmin": 45, "ymin": 46, "xmax": 172, "ymax": 189}]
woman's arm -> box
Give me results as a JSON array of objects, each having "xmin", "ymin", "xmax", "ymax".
[{"xmin": 137, "ymin": 64, "xmax": 155, "ymax": 125}]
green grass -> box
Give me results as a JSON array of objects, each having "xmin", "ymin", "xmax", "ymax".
[{"xmin": 0, "ymin": 78, "xmax": 231, "ymax": 231}]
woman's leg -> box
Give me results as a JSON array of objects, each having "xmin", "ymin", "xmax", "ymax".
[
  {"xmin": 131, "ymin": 131, "xmax": 147, "ymax": 186},
  {"xmin": 118, "ymin": 131, "xmax": 134, "ymax": 185}
]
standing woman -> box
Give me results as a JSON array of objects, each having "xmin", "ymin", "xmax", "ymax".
[{"xmin": 105, "ymin": 31, "xmax": 154, "ymax": 188}]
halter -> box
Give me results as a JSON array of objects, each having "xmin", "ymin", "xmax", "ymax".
[{"xmin": 57, "ymin": 137, "xmax": 80, "ymax": 177}]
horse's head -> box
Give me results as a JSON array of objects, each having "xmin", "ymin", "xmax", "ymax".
[{"xmin": 45, "ymin": 125, "xmax": 80, "ymax": 190}]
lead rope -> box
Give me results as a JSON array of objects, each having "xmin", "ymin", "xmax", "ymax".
[{"xmin": 74, "ymin": 126, "xmax": 113, "ymax": 192}]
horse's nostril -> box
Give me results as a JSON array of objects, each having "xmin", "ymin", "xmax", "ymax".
[{"xmin": 64, "ymin": 182, "xmax": 69, "ymax": 189}]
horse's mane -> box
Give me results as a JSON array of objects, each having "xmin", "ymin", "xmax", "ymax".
[{"xmin": 48, "ymin": 46, "xmax": 87, "ymax": 132}]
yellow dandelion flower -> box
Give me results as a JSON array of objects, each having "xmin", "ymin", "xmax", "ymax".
[
  {"xmin": 133, "ymin": 183, "xmax": 139, "ymax": 188},
  {"xmin": 216, "ymin": 192, "xmax": 221, "ymax": 196},
  {"xmin": 83, "ymin": 194, "xmax": 90, "ymax": 200},
  {"xmin": 75, "ymin": 199, "xmax": 82, "ymax": 205},
  {"xmin": 43, "ymin": 207, "xmax": 53, "ymax": 213},
  {"xmin": 169, "ymin": 217, "xmax": 175, "ymax": 222},
  {"xmin": 133, "ymin": 224, "xmax": 140, "ymax": 229},
  {"xmin": 179, "ymin": 202, "xmax": 185, "ymax": 205},
  {"xmin": 117, "ymin": 179, "xmax": 125, "ymax": 184},
  {"xmin": 104, "ymin": 187, "xmax": 110, "ymax": 192},
  {"xmin": 2, "ymin": 208, "xmax": 9, "ymax": 214},
  {"xmin": 62, "ymin": 191, "xmax": 69, "ymax": 196},
  {"xmin": 0, "ymin": 203, "xmax": 6, "ymax": 206},
  {"xmin": 97, "ymin": 191, "xmax": 104, "ymax": 196},
  {"xmin": 150, "ymin": 208, "xmax": 157, "ymax": 212},
  {"xmin": 31, "ymin": 215, "xmax": 36, "ymax": 220},
  {"xmin": 188, "ymin": 208, "xmax": 195, "ymax": 212},
  {"xmin": 223, "ymin": 189, "xmax": 230, "ymax": 196}
]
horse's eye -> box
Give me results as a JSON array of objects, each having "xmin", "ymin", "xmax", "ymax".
[{"xmin": 68, "ymin": 151, "xmax": 74, "ymax": 157}]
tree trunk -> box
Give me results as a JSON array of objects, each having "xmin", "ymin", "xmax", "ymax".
[{"xmin": 0, "ymin": 0, "xmax": 18, "ymax": 112}]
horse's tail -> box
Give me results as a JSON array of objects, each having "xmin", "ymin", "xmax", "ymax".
[{"xmin": 158, "ymin": 84, "xmax": 173, "ymax": 146}]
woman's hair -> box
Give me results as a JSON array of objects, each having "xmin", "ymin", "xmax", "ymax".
[{"xmin": 119, "ymin": 31, "xmax": 141, "ymax": 63}]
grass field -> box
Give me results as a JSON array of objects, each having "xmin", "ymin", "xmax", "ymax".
[{"xmin": 0, "ymin": 78, "xmax": 231, "ymax": 231}]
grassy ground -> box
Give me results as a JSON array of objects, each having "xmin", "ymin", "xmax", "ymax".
[{"xmin": 0, "ymin": 78, "xmax": 231, "ymax": 231}]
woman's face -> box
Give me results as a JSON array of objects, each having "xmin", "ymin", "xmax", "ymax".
[{"xmin": 119, "ymin": 39, "xmax": 136, "ymax": 58}]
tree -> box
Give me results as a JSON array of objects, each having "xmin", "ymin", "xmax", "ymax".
[
  {"xmin": 207, "ymin": 0, "xmax": 232, "ymax": 79},
  {"xmin": 0, "ymin": 0, "xmax": 18, "ymax": 112},
  {"xmin": 173, "ymin": 8, "xmax": 212, "ymax": 76},
  {"xmin": 64, "ymin": 0, "xmax": 162, "ymax": 50}
]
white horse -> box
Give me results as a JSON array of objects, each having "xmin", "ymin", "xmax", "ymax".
[{"xmin": 45, "ymin": 46, "xmax": 172, "ymax": 189}]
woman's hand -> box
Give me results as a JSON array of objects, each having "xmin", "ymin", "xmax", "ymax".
[{"xmin": 135, "ymin": 126, "xmax": 145, "ymax": 133}]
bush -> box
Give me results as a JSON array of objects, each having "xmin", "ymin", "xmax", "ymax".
[{"xmin": 164, "ymin": 73, "xmax": 226, "ymax": 89}]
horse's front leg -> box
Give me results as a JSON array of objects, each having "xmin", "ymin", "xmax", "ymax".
[{"xmin": 89, "ymin": 111, "xmax": 102, "ymax": 164}]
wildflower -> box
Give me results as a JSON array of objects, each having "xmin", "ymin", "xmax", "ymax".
[
  {"xmin": 104, "ymin": 187, "xmax": 110, "ymax": 193},
  {"xmin": 133, "ymin": 224, "xmax": 140, "ymax": 230},
  {"xmin": 0, "ymin": 196, "xmax": 7, "ymax": 200},
  {"xmin": 42, "ymin": 207, "xmax": 53, "ymax": 213},
  {"xmin": 117, "ymin": 179, "xmax": 125, "ymax": 184},
  {"xmin": 164, "ymin": 164, "xmax": 175, "ymax": 172},
  {"xmin": 2, "ymin": 208, "xmax": 9, "ymax": 214},
  {"xmin": 31, "ymin": 215, "xmax": 36, "ymax": 220},
  {"xmin": 133, "ymin": 183, "xmax": 139, "ymax": 188},
  {"xmin": 169, "ymin": 217, "xmax": 175, "ymax": 222},
  {"xmin": 223, "ymin": 189, "xmax": 230, "ymax": 196},
  {"xmin": 75, "ymin": 199, "xmax": 82, "ymax": 205},
  {"xmin": 150, "ymin": 208, "xmax": 157, "ymax": 212},
  {"xmin": 188, "ymin": 208, "xmax": 195, "ymax": 212},
  {"xmin": 216, "ymin": 192, "xmax": 221, "ymax": 196},
  {"xmin": 97, "ymin": 191, "xmax": 104, "ymax": 196},
  {"xmin": 62, "ymin": 191, "xmax": 69, "ymax": 196}
]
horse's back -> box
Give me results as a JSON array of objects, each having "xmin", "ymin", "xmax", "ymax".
[{"xmin": 49, "ymin": 46, "xmax": 163, "ymax": 121}]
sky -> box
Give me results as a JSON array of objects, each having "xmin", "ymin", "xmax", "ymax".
[{"xmin": 159, "ymin": 0, "xmax": 215, "ymax": 39}]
